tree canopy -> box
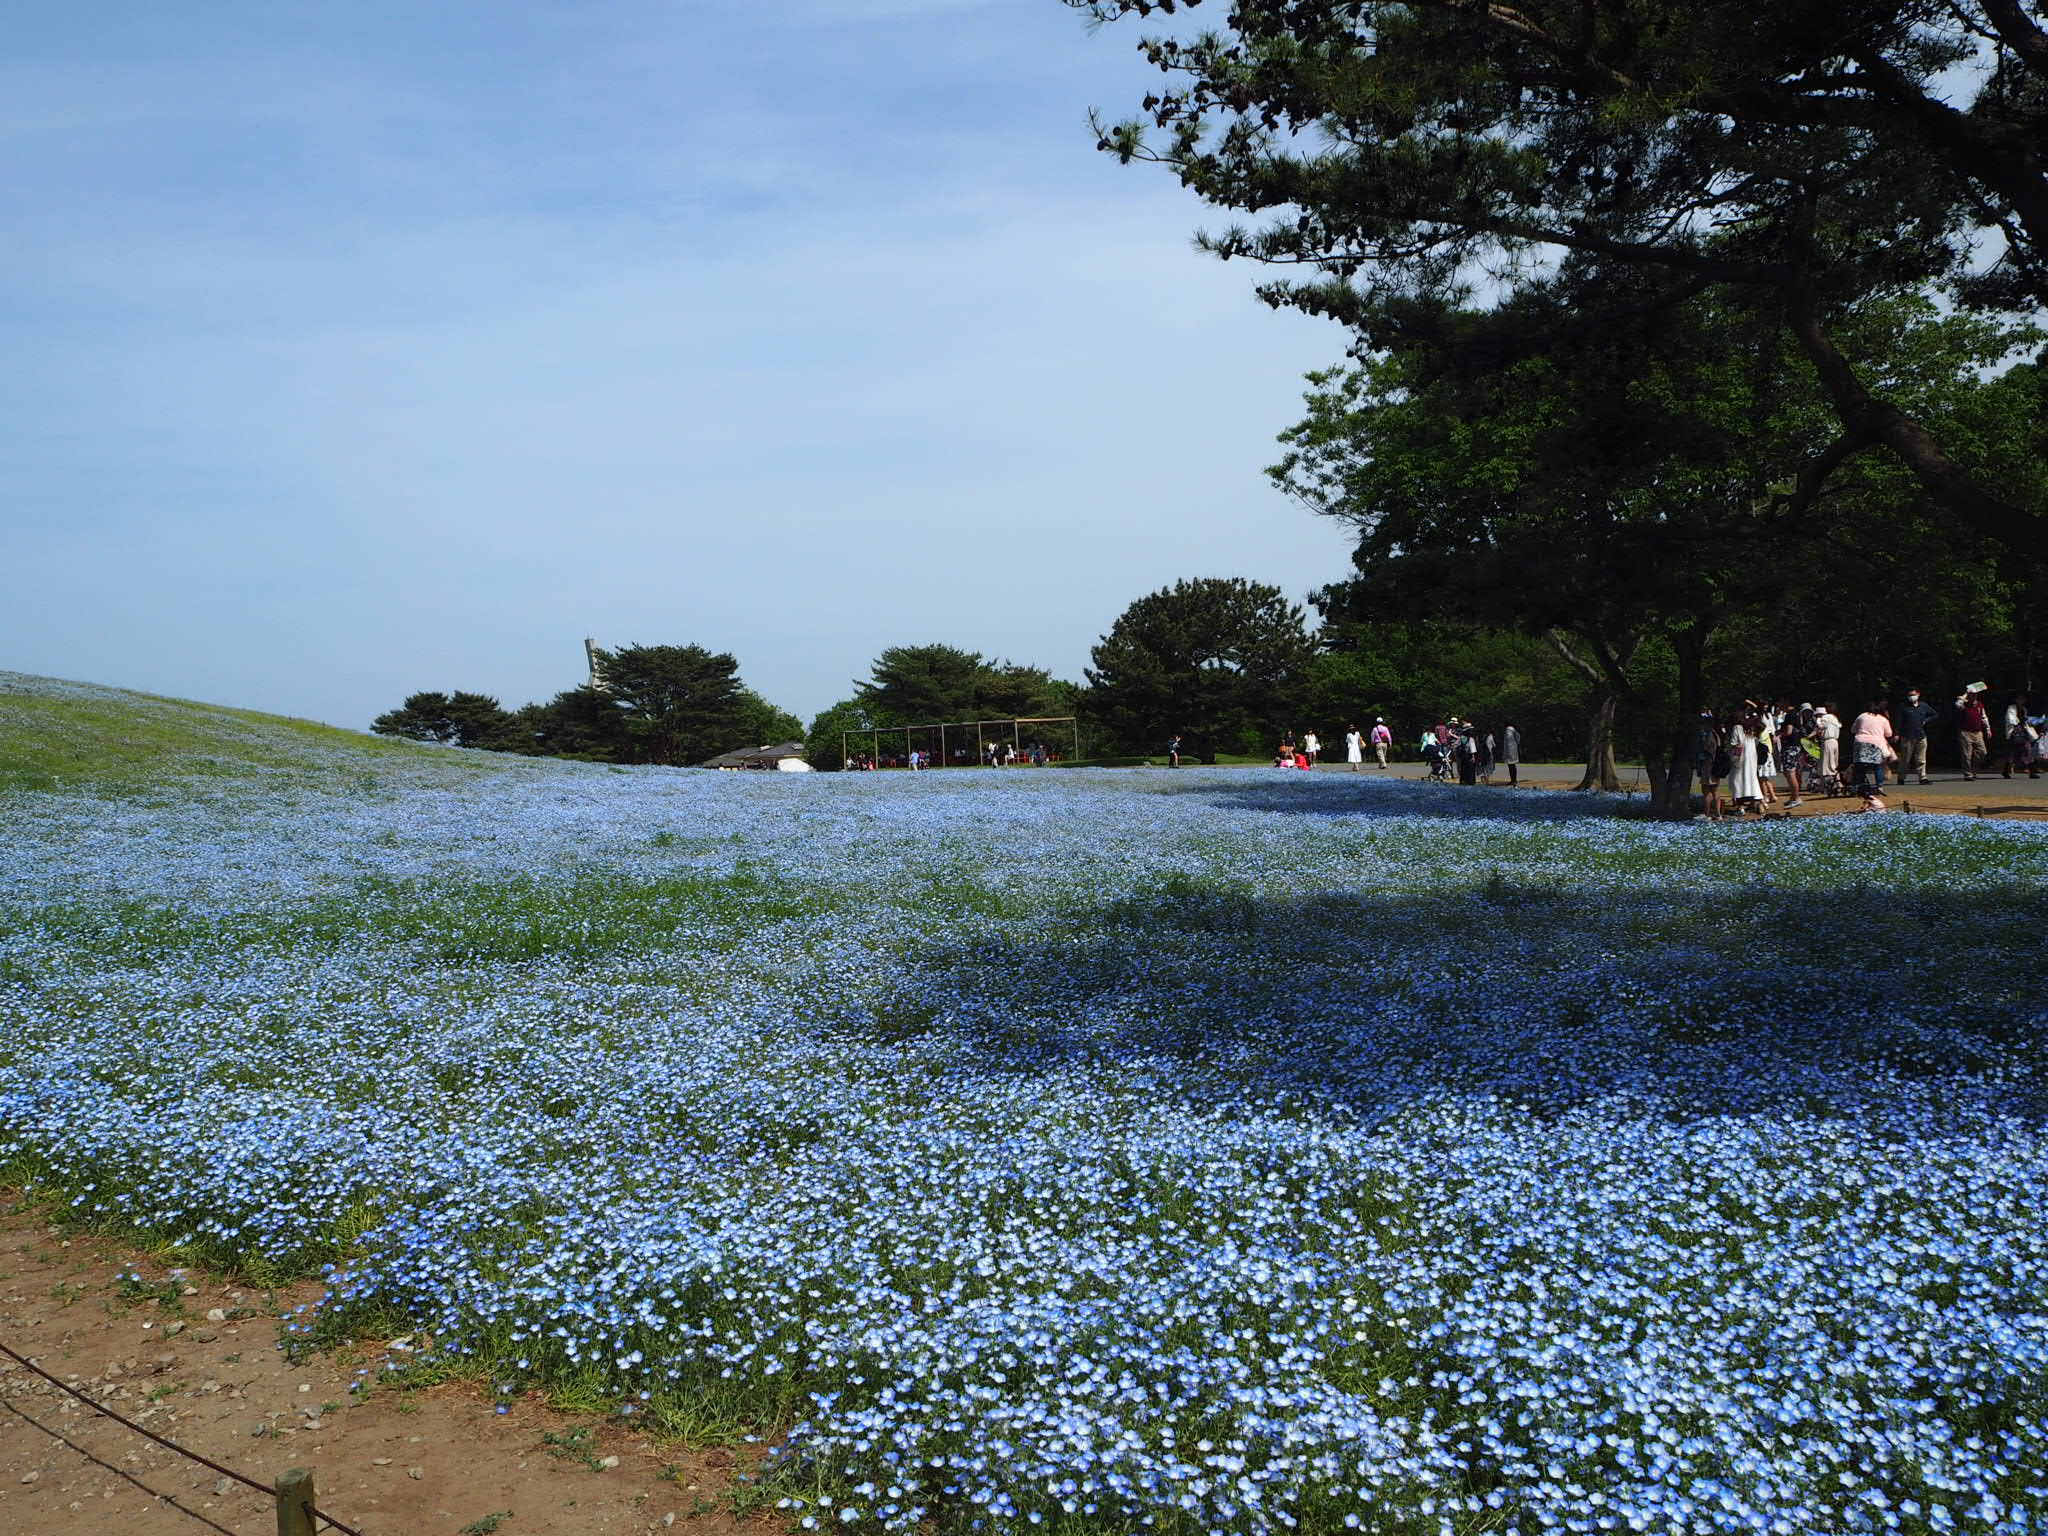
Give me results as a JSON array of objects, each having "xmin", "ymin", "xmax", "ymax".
[
  {"xmin": 370, "ymin": 691, "xmax": 517, "ymax": 750},
  {"xmin": 1087, "ymin": 576, "xmax": 1315, "ymax": 758},
  {"xmin": 803, "ymin": 698, "xmax": 876, "ymax": 772},
  {"xmin": 372, "ymin": 645, "xmax": 801, "ymax": 767},
  {"xmin": 586, "ymin": 644, "xmax": 748, "ymax": 766},
  {"xmin": 734, "ymin": 689, "xmax": 805, "ymax": 748},
  {"xmin": 855, "ymin": 644, "xmax": 1067, "ymax": 725},
  {"xmin": 1072, "ymin": 0, "xmax": 2048, "ymax": 560},
  {"xmin": 1276, "ymin": 284, "xmax": 2039, "ymax": 808}
]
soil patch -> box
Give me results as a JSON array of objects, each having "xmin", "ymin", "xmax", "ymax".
[{"xmin": 0, "ymin": 1195, "xmax": 771, "ymax": 1536}]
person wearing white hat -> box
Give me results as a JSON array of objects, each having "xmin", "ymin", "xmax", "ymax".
[
  {"xmin": 1813, "ymin": 702, "xmax": 1843, "ymax": 784},
  {"xmin": 1370, "ymin": 717, "xmax": 1392, "ymax": 767}
]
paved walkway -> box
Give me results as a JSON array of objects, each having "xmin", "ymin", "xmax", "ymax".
[{"xmin": 1313, "ymin": 760, "xmax": 2048, "ymax": 818}]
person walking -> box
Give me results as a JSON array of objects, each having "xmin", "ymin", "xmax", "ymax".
[
  {"xmin": 1849, "ymin": 699, "xmax": 1897, "ymax": 808},
  {"xmin": 1755, "ymin": 717, "xmax": 1779, "ymax": 808},
  {"xmin": 1344, "ymin": 724, "xmax": 1364, "ymax": 771},
  {"xmin": 1429, "ymin": 720, "xmax": 1452, "ymax": 780},
  {"xmin": 1371, "ymin": 718, "xmax": 1393, "ymax": 768},
  {"xmin": 1500, "ymin": 721, "xmax": 1521, "ymax": 786},
  {"xmin": 1957, "ymin": 688, "xmax": 1990, "ymax": 780},
  {"xmin": 1167, "ymin": 734, "xmax": 1182, "ymax": 767},
  {"xmin": 1302, "ymin": 729, "xmax": 1321, "ymax": 766},
  {"xmin": 1777, "ymin": 707, "xmax": 1805, "ymax": 807},
  {"xmin": 2002, "ymin": 693, "xmax": 2036, "ymax": 778},
  {"xmin": 1896, "ymin": 687, "xmax": 1938, "ymax": 785},
  {"xmin": 1454, "ymin": 719, "xmax": 1478, "ymax": 785}
]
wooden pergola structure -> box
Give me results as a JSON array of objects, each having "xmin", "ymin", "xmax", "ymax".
[{"xmin": 840, "ymin": 716, "xmax": 1080, "ymax": 769}]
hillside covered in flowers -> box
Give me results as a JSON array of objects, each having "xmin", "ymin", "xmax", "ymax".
[{"xmin": 1, "ymin": 671, "xmax": 2044, "ymax": 1536}]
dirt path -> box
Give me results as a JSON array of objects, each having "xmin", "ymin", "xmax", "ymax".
[
  {"xmin": 0, "ymin": 1195, "xmax": 769, "ymax": 1536},
  {"xmin": 1311, "ymin": 761, "xmax": 2048, "ymax": 820}
]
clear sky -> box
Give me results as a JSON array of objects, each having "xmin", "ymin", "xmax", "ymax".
[{"xmin": 3, "ymin": 0, "xmax": 1355, "ymax": 730}]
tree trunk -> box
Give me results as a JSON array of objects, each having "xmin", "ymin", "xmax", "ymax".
[
  {"xmin": 1574, "ymin": 688, "xmax": 1623, "ymax": 791},
  {"xmin": 1644, "ymin": 623, "xmax": 1708, "ymax": 820},
  {"xmin": 1545, "ymin": 628, "xmax": 1638, "ymax": 793}
]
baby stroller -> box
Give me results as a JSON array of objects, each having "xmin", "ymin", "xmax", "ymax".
[
  {"xmin": 1423, "ymin": 738, "xmax": 1453, "ymax": 783},
  {"xmin": 1799, "ymin": 737, "xmax": 1845, "ymax": 798}
]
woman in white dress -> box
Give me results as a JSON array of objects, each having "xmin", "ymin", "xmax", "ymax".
[
  {"xmin": 1726, "ymin": 707, "xmax": 1763, "ymax": 813},
  {"xmin": 1344, "ymin": 726, "xmax": 1365, "ymax": 771}
]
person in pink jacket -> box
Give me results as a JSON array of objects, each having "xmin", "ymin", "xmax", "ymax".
[{"xmin": 1848, "ymin": 700, "xmax": 1897, "ymax": 808}]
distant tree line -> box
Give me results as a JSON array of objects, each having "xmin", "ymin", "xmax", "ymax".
[
  {"xmin": 803, "ymin": 645, "xmax": 1081, "ymax": 770},
  {"xmin": 803, "ymin": 580, "xmax": 1603, "ymax": 769},
  {"xmin": 371, "ymin": 643, "xmax": 801, "ymax": 767},
  {"xmin": 375, "ymin": 560, "xmax": 2039, "ymax": 777}
]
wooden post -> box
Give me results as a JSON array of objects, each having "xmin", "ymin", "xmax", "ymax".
[{"xmin": 276, "ymin": 1466, "xmax": 316, "ymax": 1536}]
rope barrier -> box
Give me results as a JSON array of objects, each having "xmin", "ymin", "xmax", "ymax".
[
  {"xmin": 0, "ymin": 1398, "xmax": 245, "ymax": 1536},
  {"xmin": 0, "ymin": 1337, "xmax": 363, "ymax": 1534}
]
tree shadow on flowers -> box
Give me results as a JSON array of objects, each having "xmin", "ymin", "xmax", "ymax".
[
  {"xmin": 862, "ymin": 875, "xmax": 2048, "ymax": 1131},
  {"xmin": 1138, "ymin": 769, "xmax": 1642, "ymax": 824}
]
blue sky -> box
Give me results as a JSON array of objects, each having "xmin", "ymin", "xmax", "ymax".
[{"xmin": 3, "ymin": 0, "xmax": 1354, "ymax": 730}]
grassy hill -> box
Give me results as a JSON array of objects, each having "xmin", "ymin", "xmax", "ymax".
[{"xmin": 0, "ymin": 671, "xmax": 507, "ymax": 795}]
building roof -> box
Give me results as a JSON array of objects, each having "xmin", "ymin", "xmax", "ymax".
[{"xmin": 699, "ymin": 740, "xmax": 808, "ymax": 769}]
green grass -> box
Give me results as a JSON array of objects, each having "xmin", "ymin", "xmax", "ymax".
[
  {"xmin": 0, "ymin": 672, "xmax": 505, "ymax": 795},
  {"xmin": 6, "ymin": 866, "xmax": 837, "ymax": 971}
]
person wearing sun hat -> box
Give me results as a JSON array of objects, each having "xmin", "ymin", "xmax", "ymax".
[
  {"xmin": 1370, "ymin": 717, "xmax": 1392, "ymax": 767},
  {"xmin": 1452, "ymin": 718, "xmax": 1478, "ymax": 785},
  {"xmin": 1812, "ymin": 702, "xmax": 1843, "ymax": 785},
  {"xmin": 1957, "ymin": 686, "xmax": 1990, "ymax": 779}
]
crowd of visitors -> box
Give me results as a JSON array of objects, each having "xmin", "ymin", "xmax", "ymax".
[
  {"xmin": 1693, "ymin": 686, "xmax": 2042, "ymax": 817},
  {"xmin": 846, "ymin": 739, "xmax": 1059, "ymax": 770},
  {"xmin": 1275, "ymin": 718, "xmax": 1523, "ymax": 784},
  {"xmin": 1268, "ymin": 684, "xmax": 2044, "ymax": 816},
  {"xmin": 1410, "ymin": 717, "xmax": 1522, "ymax": 786}
]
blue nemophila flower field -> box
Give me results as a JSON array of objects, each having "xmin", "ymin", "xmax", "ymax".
[{"xmin": 2, "ymin": 674, "xmax": 2046, "ymax": 1535}]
